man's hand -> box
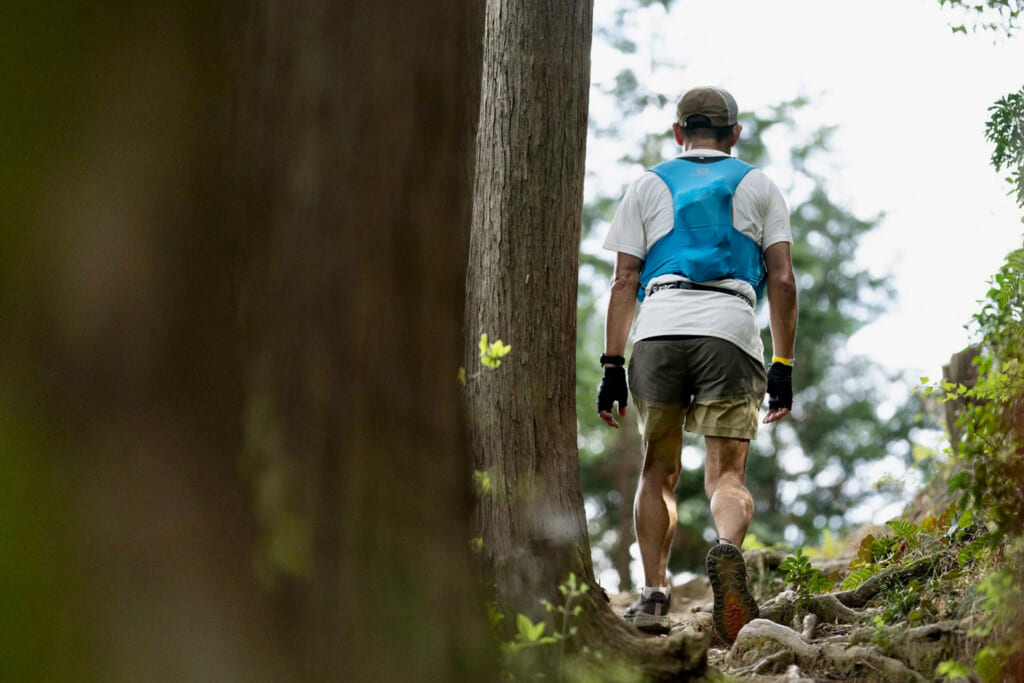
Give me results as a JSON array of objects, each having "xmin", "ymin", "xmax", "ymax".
[
  {"xmin": 597, "ymin": 365, "xmax": 628, "ymax": 428},
  {"xmin": 763, "ymin": 362, "xmax": 792, "ymax": 424}
]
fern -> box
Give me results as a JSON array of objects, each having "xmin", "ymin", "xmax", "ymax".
[
  {"xmin": 886, "ymin": 519, "xmax": 921, "ymax": 550},
  {"xmin": 841, "ymin": 563, "xmax": 883, "ymax": 591}
]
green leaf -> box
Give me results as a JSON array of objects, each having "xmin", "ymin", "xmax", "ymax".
[
  {"xmin": 516, "ymin": 613, "xmax": 533, "ymax": 639},
  {"xmin": 947, "ymin": 471, "xmax": 971, "ymax": 493},
  {"xmin": 936, "ymin": 659, "xmax": 971, "ymax": 678},
  {"xmin": 478, "ymin": 332, "xmax": 512, "ymax": 369},
  {"xmin": 473, "ymin": 470, "xmax": 492, "ymax": 496}
]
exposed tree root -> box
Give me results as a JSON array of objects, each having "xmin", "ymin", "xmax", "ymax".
[
  {"xmin": 800, "ymin": 613, "xmax": 818, "ymax": 640},
  {"xmin": 727, "ymin": 619, "xmax": 927, "ymax": 682},
  {"xmin": 758, "ymin": 590, "xmax": 799, "ymax": 625},
  {"xmin": 805, "ymin": 593, "xmax": 864, "ymax": 624},
  {"xmin": 834, "ymin": 556, "xmax": 939, "ymax": 608},
  {"xmin": 577, "ymin": 594, "xmax": 708, "ymax": 681},
  {"xmin": 758, "ymin": 590, "xmax": 863, "ymax": 627},
  {"xmin": 731, "ymin": 649, "xmax": 794, "ymax": 676}
]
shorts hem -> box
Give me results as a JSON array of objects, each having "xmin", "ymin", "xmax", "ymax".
[{"xmin": 684, "ymin": 424, "xmax": 756, "ymax": 440}]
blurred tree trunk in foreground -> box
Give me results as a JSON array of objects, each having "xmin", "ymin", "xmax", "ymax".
[
  {"xmin": 464, "ymin": 0, "xmax": 704, "ymax": 676},
  {"xmin": 1, "ymin": 2, "xmax": 283, "ymax": 681},
  {"xmin": 239, "ymin": 0, "xmax": 493, "ymax": 681},
  {"xmin": 1, "ymin": 1, "xmax": 491, "ymax": 681}
]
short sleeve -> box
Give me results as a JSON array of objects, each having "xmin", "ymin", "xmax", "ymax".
[
  {"xmin": 759, "ymin": 178, "xmax": 792, "ymax": 249},
  {"xmin": 602, "ymin": 179, "xmax": 648, "ymax": 259}
]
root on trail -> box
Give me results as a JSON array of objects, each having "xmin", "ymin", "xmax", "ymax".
[
  {"xmin": 758, "ymin": 590, "xmax": 863, "ymax": 627},
  {"xmin": 581, "ymin": 595, "xmax": 709, "ymax": 681},
  {"xmin": 719, "ymin": 555, "xmax": 957, "ymax": 681},
  {"xmin": 727, "ymin": 619, "xmax": 928, "ymax": 683},
  {"xmin": 834, "ymin": 556, "xmax": 939, "ymax": 608},
  {"xmin": 800, "ymin": 613, "xmax": 817, "ymax": 640}
]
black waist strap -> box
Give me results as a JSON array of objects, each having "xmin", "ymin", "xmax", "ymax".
[{"xmin": 647, "ymin": 280, "xmax": 754, "ymax": 307}]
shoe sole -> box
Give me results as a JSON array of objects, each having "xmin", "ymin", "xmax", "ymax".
[
  {"xmin": 706, "ymin": 543, "xmax": 758, "ymax": 643},
  {"xmin": 626, "ymin": 611, "xmax": 672, "ymax": 634}
]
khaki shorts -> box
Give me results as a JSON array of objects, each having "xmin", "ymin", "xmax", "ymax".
[{"xmin": 628, "ymin": 336, "xmax": 766, "ymax": 441}]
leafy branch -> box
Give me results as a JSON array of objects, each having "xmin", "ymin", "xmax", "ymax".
[{"xmin": 779, "ymin": 548, "xmax": 833, "ymax": 603}]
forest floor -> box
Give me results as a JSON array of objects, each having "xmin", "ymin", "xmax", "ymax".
[{"xmin": 609, "ymin": 492, "xmax": 988, "ymax": 682}]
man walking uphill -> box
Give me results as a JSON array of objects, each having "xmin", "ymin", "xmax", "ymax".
[{"xmin": 596, "ymin": 86, "xmax": 798, "ymax": 643}]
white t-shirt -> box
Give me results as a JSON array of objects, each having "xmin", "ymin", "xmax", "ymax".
[{"xmin": 602, "ymin": 149, "xmax": 792, "ymax": 361}]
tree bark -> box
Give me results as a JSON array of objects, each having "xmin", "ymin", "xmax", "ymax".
[
  {"xmin": 239, "ymin": 1, "xmax": 493, "ymax": 681},
  {"xmin": 942, "ymin": 346, "xmax": 980, "ymax": 455},
  {"xmin": 463, "ymin": 0, "xmax": 706, "ymax": 677},
  {"xmin": 464, "ymin": 0, "xmax": 596, "ymax": 615}
]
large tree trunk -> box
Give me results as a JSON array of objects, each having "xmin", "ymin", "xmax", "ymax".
[
  {"xmin": 464, "ymin": 0, "xmax": 706, "ymax": 677},
  {"xmin": 239, "ymin": 1, "xmax": 493, "ymax": 681},
  {"xmin": 465, "ymin": 0, "xmax": 595, "ymax": 615}
]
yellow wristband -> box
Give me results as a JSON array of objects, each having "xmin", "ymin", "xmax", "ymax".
[{"xmin": 772, "ymin": 355, "xmax": 795, "ymax": 367}]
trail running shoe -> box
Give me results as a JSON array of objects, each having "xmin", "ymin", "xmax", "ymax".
[
  {"xmin": 706, "ymin": 540, "xmax": 759, "ymax": 643},
  {"xmin": 622, "ymin": 590, "xmax": 672, "ymax": 634}
]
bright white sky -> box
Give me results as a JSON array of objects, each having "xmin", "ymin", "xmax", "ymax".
[{"xmin": 587, "ymin": 0, "xmax": 1024, "ymax": 382}]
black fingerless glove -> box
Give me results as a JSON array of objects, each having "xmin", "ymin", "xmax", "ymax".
[
  {"xmin": 597, "ymin": 366, "xmax": 628, "ymax": 413},
  {"xmin": 766, "ymin": 362, "xmax": 793, "ymax": 410}
]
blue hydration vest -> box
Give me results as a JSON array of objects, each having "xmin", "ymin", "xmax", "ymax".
[{"xmin": 638, "ymin": 157, "xmax": 765, "ymax": 302}]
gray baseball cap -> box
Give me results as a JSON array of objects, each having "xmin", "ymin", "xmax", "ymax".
[{"xmin": 676, "ymin": 86, "xmax": 739, "ymax": 127}]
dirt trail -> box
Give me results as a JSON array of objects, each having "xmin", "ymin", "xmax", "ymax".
[{"xmin": 611, "ymin": 547, "xmax": 968, "ymax": 682}]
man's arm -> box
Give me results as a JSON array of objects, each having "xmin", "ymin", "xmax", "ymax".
[
  {"xmin": 763, "ymin": 241, "xmax": 797, "ymax": 423},
  {"xmin": 599, "ymin": 252, "xmax": 642, "ymax": 428}
]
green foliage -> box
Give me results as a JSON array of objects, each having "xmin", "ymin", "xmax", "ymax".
[
  {"xmin": 936, "ymin": 659, "xmax": 972, "ymax": 679},
  {"xmin": 878, "ymin": 578, "xmax": 931, "ymax": 626},
  {"xmin": 502, "ymin": 613, "xmax": 559, "ymax": 653},
  {"xmin": 480, "ymin": 333, "xmax": 512, "ymax": 369},
  {"xmin": 779, "ymin": 548, "xmax": 832, "ymax": 600},
  {"xmin": 474, "ymin": 470, "xmax": 493, "ymax": 496},
  {"xmin": 912, "ymin": 241, "xmax": 1024, "ymax": 679},
  {"xmin": 741, "ymin": 533, "xmax": 786, "ymax": 552},
  {"xmin": 985, "ymin": 85, "xmax": 1024, "ymax": 210},
  {"xmin": 938, "ymin": 0, "xmax": 1024, "ymax": 35},
  {"xmin": 841, "ymin": 564, "xmax": 882, "ymax": 592},
  {"xmin": 803, "ymin": 528, "xmax": 845, "ymax": 559},
  {"xmin": 917, "ymin": 248, "xmax": 1024, "ymax": 537},
  {"xmin": 499, "ymin": 573, "xmax": 593, "ymax": 680},
  {"xmin": 934, "ymin": 565, "xmax": 1024, "ymax": 681},
  {"xmin": 886, "ymin": 519, "xmax": 922, "ymax": 550},
  {"xmin": 461, "ymin": 333, "xmax": 512, "ymax": 386},
  {"xmin": 841, "ymin": 513, "xmax": 962, "ymax": 592}
]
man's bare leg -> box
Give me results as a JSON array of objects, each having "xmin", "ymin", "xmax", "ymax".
[
  {"xmin": 704, "ymin": 435, "xmax": 758, "ymax": 643},
  {"xmin": 704, "ymin": 436, "xmax": 754, "ymax": 546},
  {"xmin": 634, "ymin": 427, "xmax": 683, "ymax": 588}
]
